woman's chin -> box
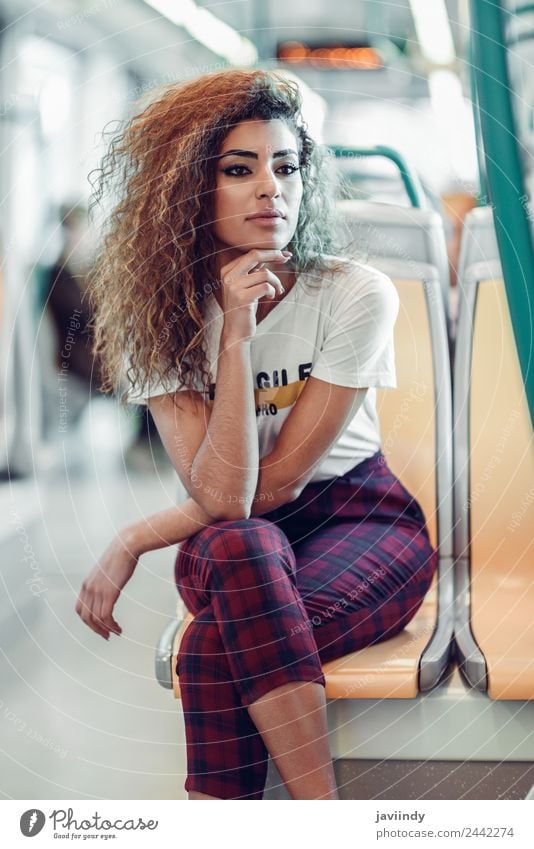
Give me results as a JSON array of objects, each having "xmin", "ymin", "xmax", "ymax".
[
  {"xmin": 240, "ymin": 239, "xmax": 287, "ymax": 252},
  {"xmin": 219, "ymin": 236, "xmax": 290, "ymax": 255}
]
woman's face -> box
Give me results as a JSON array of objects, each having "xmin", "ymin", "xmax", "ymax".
[{"xmin": 212, "ymin": 118, "xmax": 303, "ymax": 259}]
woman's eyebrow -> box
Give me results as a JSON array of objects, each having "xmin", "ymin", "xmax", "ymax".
[{"xmin": 216, "ymin": 148, "xmax": 298, "ymax": 160}]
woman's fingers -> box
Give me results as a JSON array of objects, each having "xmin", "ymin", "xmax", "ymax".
[
  {"xmin": 75, "ymin": 534, "xmax": 139, "ymax": 641},
  {"xmin": 221, "ymin": 248, "xmax": 291, "ymax": 278},
  {"xmin": 94, "ymin": 595, "xmax": 111, "ymax": 639},
  {"xmin": 239, "ymin": 268, "xmax": 285, "ymax": 294},
  {"xmin": 88, "ymin": 595, "xmax": 110, "ymax": 640},
  {"xmin": 77, "ymin": 584, "xmax": 122, "ymax": 640},
  {"xmin": 237, "ymin": 248, "xmax": 290, "ymax": 274},
  {"xmin": 76, "ymin": 587, "xmax": 110, "ymax": 640},
  {"xmin": 100, "ymin": 595, "xmax": 122, "ymax": 636}
]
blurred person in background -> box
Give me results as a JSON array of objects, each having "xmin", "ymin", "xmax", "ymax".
[
  {"xmin": 44, "ymin": 203, "xmax": 99, "ymax": 386},
  {"xmin": 40, "ymin": 203, "xmax": 162, "ymax": 465}
]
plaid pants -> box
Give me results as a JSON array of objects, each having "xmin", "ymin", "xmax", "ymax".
[{"xmin": 175, "ymin": 450, "xmax": 437, "ymax": 799}]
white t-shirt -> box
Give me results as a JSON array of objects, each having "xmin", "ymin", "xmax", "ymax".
[{"xmin": 125, "ymin": 256, "xmax": 399, "ymax": 482}]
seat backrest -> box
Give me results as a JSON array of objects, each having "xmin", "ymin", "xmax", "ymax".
[
  {"xmin": 376, "ymin": 276, "xmax": 438, "ymax": 549},
  {"xmin": 469, "ymin": 278, "xmax": 533, "ymax": 569},
  {"xmin": 469, "ymin": 278, "xmax": 534, "ymax": 698},
  {"xmin": 335, "ymin": 199, "xmax": 454, "ymax": 556},
  {"xmin": 336, "ymin": 198, "xmax": 451, "ymax": 326}
]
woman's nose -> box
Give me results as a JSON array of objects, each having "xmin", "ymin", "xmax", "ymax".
[{"xmin": 255, "ymin": 170, "xmax": 281, "ymax": 199}]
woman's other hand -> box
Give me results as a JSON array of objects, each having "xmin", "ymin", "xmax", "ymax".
[
  {"xmin": 219, "ymin": 248, "xmax": 291, "ymax": 342},
  {"xmin": 75, "ymin": 532, "xmax": 139, "ymax": 639}
]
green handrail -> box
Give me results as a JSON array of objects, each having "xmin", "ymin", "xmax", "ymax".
[
  {"xmin": 511, "ymin": 3, "xmax": 534, "ymax": 14},
  {"xmin": 470, "ymin": 0, "xmax": 534, "ymax": 426},
  {"xmin": 328, "ymin": 144, "xmax": 426, "ymax": 208},
  {"xmin": 504, "ymin": 4, "xmax": 534, "ymax": 45},
  {"xmin": 467, "ymin": 39, "xmax": 489, "ymax": 206}
]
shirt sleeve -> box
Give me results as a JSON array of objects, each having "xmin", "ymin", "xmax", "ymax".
[
  {"xmin": 310, "ymin": 264, "xmax": 399, "ymax": 389},
  {"xmin": 122, "ymin": 355, "xmax": 203, "ymax": 405},
  {"xmin": 124, "ymin": 372, "xmax": 178, "ymax": 405}
]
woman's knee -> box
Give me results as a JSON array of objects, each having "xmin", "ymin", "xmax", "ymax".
[
  {"xmin": 180, "ymin": 517, "xmax": 291, "ymax": 559},
  {"xmin": 177, "ymin": 517, "xmax": 297, "ymax": 589},
  {"xmin": 174, "ymin": 519, "xmax": 293, "ymax": 605}
]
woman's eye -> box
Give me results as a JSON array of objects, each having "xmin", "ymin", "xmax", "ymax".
[
  {"xmin": 221, "ymin": 163, "xmax": 300, "ymax": 177},
  {"xmin": 222, "ymin": 165, "xmax": 250, "ymax": 176},
  {"xmin": 277, "ymin": 164, "xmax": 300, "ymax": 175}
]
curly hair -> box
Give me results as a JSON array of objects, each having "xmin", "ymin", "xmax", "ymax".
[{"xmin": 87, "ymin": 68, "xmax": 349, "ymax": 406}]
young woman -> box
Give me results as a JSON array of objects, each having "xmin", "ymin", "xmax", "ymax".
[{"xmin": 76, "ymin": 69, "xmax": 437, "ymax": 801}]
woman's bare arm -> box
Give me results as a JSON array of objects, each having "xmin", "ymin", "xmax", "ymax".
[
  {"xmin": 76, "ymin": 380, "xmax": 366, "ymax": 639},
  {"xmin": 186, "ymin": 249, "xmax": 289, "ymax": 519},
  {"xmin": 124, "ymin": 477, "xmax": 294, "ymax": 557},
  {"xmin": 75, "ymin": 468, "xmax": 296, "ymax": 641},
  {"xmin": 188, "ymin": 334, "xmax": 259, "ymax": 520}
]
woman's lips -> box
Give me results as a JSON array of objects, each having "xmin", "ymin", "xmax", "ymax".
[{"xmin": 246, "ymin": 216, "xmax": 285, "ymax": 226}]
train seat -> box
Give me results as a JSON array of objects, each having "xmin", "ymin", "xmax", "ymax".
[
  {"xmin": 167, "ymin": 581, "xmax": 437, "ymax": 702},
  {"xmin": 335, "ymin": 198, "xmax": 452, "ymax": 336},
  {"xmin": 156, "ymin": 200, "xmax": 454, "ymax": 700},
  {"xmin": 454, "ymin": 207, "xmax": 534, "ymax": 699}
]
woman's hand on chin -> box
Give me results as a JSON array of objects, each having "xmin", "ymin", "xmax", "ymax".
[{"xmin": 75, "ymin": 531, "xmax": 139, "ymax": 640}]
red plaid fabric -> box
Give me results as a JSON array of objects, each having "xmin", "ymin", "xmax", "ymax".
[{"xmin": 175, "ymin": 450, "xmax": 437, "ymax": 799}]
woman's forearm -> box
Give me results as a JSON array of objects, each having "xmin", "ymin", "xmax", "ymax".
[
  {"xmin": 123, "ymin": 478, "xmax": 297, "ymax": 557},
  {"xmin": 189, "ymin": 331, "xmax": 259, "ymax": 519},
  {"xmin": 123, "ymin": 496, "xmax": 218, "ymax": 556}
]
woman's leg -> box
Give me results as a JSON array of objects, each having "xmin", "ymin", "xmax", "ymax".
[
  {"xmin": 243, "ymin": 510, "xmax": 435, "ymax": 799},
  {"xmin": 247, "ymin": 680, "xmax": 338, "ymax": 799},
  {"xmin": 175, "ymin": 517, "xmax": 330, "ymax": 800},
  {"xmin": 271, "ymin": 450, "xmax": 438, "ymax": 667},
  {"xmin": 175, "ymin": 458, "xmax": 437, "ymax": 799},
  {"xmin": 177, "ymin": 604, "xmax": 271, "ymax": 799},
  {"xmin": 293, "ymin": 517, "xmax": 437, "ymax": 669}
]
